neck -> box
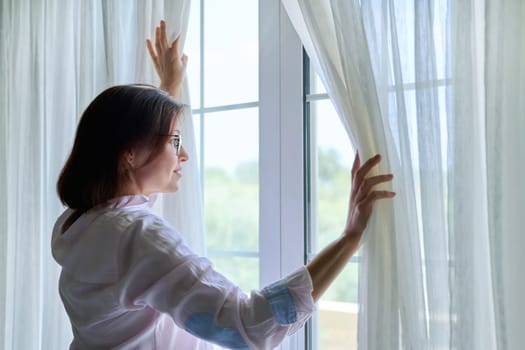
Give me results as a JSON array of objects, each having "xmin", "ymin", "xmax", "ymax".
[{"xmin": 115, "ymin": 180, "xmax": 144, "ymax": 197}]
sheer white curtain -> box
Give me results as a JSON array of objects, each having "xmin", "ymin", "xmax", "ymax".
[
  {"xmin": 0, "ymin": 1, "xmax": 206, "ymax": 348},
  {"xmin": 283, "ymin": 0, "xmax": 524, "ymax": 349},
  {"xmin": 483, "ymin": 2, "xmax": 525, "ymax": 349}
]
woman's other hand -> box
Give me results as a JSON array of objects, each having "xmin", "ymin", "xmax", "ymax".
[
  {"xmin": 146, "ymin": 20, "xmax": 188, "ymax": 97},
  {"xmin": 344, "ymin": 153, "xmax": 395, "ymax": 241}
]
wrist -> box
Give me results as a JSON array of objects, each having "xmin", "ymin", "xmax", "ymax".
[
  {"xmin": 342, "ymin": 230, "xmax": 362, "ymax": 247},
  {"xmin": 160, "ymin": 81, "xmax": 182, "ymax": 97}
]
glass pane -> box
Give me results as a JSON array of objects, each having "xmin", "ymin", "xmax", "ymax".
[
  {"xmin": 204, "ymin": 108, "xmax": 259, "ymax": 252},
  {"xmin": 185, "ymin": 0, "xmax": 201, "ymax": 107},
  {"xmin": 309, "ymin": 64, "xmax": 327, "ymax": 95},
  {"xmin": 204, "ymin": 0, "xmax": 258, "ymax": 107},
  {"xmin": 309, "ymin": 99, "xmax": 357, "ymax": 350},
  {"xmin": 208, "ymin": 256, "xmax": 259, "ymax": 293}
]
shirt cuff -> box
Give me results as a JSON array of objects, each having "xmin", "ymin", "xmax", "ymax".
[
  {"xmin": 261, "ymin": 266, "xmax": 315, "ymax": 331},
  {"xmin": 284, "ymin": 266, "xmax": 315, "ymax": 335}
]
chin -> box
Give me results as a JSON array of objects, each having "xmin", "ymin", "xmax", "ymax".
[
  {"xmin": 164, "ymin": 183, "xmax": 180, "ymax": 193},
  {"xmin": 159, "ymin": 177, "xmax": 181, "ymax": 193}
]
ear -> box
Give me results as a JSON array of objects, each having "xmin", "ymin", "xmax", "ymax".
[{"xmin": 124, "ymin": 149, "xmax": 136, "ymax": 168}]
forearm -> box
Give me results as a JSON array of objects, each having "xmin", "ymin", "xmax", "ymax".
[{"xmin": 306, "ymin": 233, "xmax": 360, "ymax": 302}]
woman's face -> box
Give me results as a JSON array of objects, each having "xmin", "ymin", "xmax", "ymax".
[{"xmin": 128, "ymin": 120, "xmax": 188, "ymax": 195}]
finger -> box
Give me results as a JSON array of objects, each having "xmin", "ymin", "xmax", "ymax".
[
  {"xmin": 155, "ymin": 26, "xmax": 162, "ymax": 53},
  {"xmin": 351, "ymin": 151, "xmax": 360, "ymax": 179},
  {"xmin": 359, "ymin": 190, "xmax": 396, "ymax": 208},
  {"xmin": 146, "ymin": 40, "xmax": 161, "ymax": 76},
  {"xmin": 363, "ymin": 174, "xmax": 394, "ymax": 190},
  {"xmin": 355, "ymin": 174, "xmax": 394, "ymax": 202},
  {"xmin": 160, "ymin": 20, "xmax": 169, "ymax": 49},
  {"xmin": 171, "ymin": 34, "xmax": 182, "ymax": 55},
  {"xmin": 354, "ymin": 154, "xmax": 381, "ymax": 184},
  {"xmin": 181, "ymin": 54, "xmax": 188, "ymax": 66},
  {"xmin": 146, "ymin": 39, "xmax": 158, "ymax": 61}
]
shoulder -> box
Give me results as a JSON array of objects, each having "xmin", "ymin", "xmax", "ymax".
[
  {"xmin": 108, "ymin": 208, "xmax": 195, "ymax": 262},
  {"xmin": 95, "ymin": 206, "xmax": 173, "ymax": 238}
]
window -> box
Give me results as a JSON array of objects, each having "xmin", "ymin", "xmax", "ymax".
[
  {"xmin": 304, "ymin": 62, "xmax": 358, "ymax": 350},
  {"xmin": 186, "ymin": 0, "xmax": 260, "ymax": 296}
]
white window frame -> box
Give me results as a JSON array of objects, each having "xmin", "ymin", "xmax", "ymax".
[{"xmin": 259, "ymin": 1, "xmax": 307, "ymax": 349}]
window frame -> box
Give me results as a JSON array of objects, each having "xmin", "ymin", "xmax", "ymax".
[{"xmin": 259, "ymin": 1, "xmax": 307, "ymax": 349}]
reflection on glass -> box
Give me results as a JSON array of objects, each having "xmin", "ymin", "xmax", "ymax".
[
  {"xmin": 310, "ymin": 99, "xmax": 357, "ymax": 350},
  {"xmin": 204, "ymin": 0, "xmax": 258, "ymax": 107}
]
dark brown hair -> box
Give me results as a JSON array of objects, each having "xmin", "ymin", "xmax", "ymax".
[{"xmin": 57, "ymin": 84, "xmax": 184, "ymax": 216}]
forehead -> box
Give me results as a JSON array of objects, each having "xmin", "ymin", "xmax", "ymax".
[{"xmin": 168, "ymin": 117, "xmax": 181, "ymax": 135}]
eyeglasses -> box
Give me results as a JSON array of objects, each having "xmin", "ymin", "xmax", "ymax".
[{"xmin": 161, "ymin": 134, "xmax": 182, "ymax": 155}]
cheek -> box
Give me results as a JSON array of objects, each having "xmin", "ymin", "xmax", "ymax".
[
  {"xmin": 137, "ymin": 155, "xmax": 175, "ymax": 181},
  {"xmin": 159, "ymin": 151, "xmax": 179, "ymax": 174}
]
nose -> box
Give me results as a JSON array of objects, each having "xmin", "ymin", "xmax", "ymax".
[{"xmin": 178, "ymin": 145, "xmax": 189, "ymax": 162}]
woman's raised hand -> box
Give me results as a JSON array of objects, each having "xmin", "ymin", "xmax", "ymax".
[
  {"xmin": 344, "ymin": 153, "xmax": 395, "ymax": 239},
  {"xmin": 146, "ymin": 20, "xmax": 188, "ymax": 97}
]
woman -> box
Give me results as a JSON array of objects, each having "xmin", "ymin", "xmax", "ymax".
[{"xmin": 52, "ymin": 20, "xmax": 395, "ymax": 349}]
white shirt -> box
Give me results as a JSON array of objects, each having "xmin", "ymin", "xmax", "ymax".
[{"xmin": 52, "ymin": 195, "xmax": 315, "ymax": 349}]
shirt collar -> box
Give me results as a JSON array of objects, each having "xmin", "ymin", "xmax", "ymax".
[{"xmin": 105, "ymin": 194, "xmax": 157, "ymax": 209}]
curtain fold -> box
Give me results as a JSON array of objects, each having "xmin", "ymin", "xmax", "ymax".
[
  {"xmin": 484, "ymin": 2, "xmax": 525, "ymax": 349},
  {"xmin": 447, "ymin": 2, "xmax": 497, "ymax": 349},
  {"xmin": 283, "ymin": 0, "xmax": 524, "ymax": 348},
  {"xmin": 0, "ymin": 1, "xmax": 206, "ymax": 348}
]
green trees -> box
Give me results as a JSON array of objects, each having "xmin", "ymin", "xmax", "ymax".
[{"xmin": 205, "ymin": 163, "xmax": 260, "ymax": 292}]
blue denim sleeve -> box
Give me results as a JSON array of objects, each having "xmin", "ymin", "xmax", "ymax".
[
  {"xmin": 184, "ymin": 313, "xmax": 250, "ymax": 350},
  {"xmin": 261, "ymin": 279, "xmax": 297, "ymax": 325}
]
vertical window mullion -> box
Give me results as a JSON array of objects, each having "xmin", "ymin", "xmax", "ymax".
[
  {"xmin": 302, "ymin": 52, "xmax": 315, "ymax": 350},
  {"xmin": 259, "ymin": 0, "xmax": 282, "ymax": 289},
  {"xmin": 260, "ymin": 1, "xmax": 306, "ymax": 349}
]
